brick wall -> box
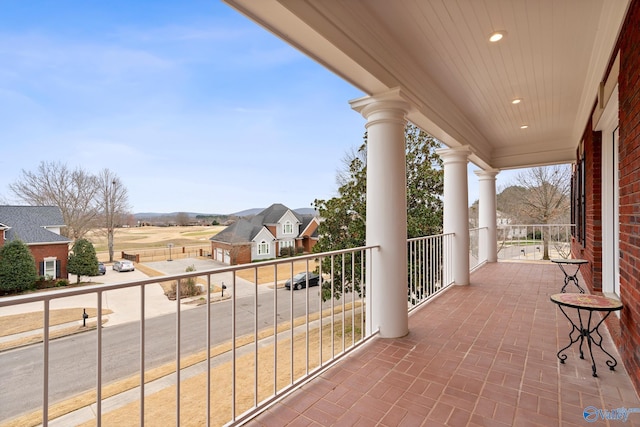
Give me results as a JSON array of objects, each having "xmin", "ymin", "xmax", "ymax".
[
  {"xmin": 29, "ymin": 243, "xmax": 69, "ymax": 279},
  {"xmin": 617, "ymin": 0, "xmax": 640, "ymax": 395},
  {"xmin": 210, "ymin": 241, "xmax": 251, "ymax": 265}
]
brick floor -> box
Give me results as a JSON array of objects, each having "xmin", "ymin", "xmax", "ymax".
[{"xmin": 246, "ymin": 262, "xmax": 640, "ymax": 426}]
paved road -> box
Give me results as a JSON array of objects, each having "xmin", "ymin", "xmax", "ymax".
[{"xmin": 0, "ymin": 279, "xmax": 330, "ymax": 420}]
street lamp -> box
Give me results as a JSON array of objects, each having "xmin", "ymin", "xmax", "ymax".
[{"xmin": 168, "ymin": 243, "xmax": 174, "ymax": 261}]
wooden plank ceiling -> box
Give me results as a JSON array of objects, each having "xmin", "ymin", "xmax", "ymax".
[{"xmin": 226, "ymin": 0, "xmax": 630, "ymax": 170}]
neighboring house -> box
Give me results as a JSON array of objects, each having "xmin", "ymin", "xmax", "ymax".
[
  {"xmin": 0, "ymin": 205, "xmax": 71, "ymax": 280},
  {"xmin": 495, "ymin": 211, "xmax": 527, "ymax": 239},
  {"xmin": 210, "ymin": 203, "xmax": 319, "ymax": 265}
]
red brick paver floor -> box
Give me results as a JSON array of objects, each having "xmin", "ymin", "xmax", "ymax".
[{"xmin": 247, "ymin": 262, "xmax": 640, "ymax": 426}]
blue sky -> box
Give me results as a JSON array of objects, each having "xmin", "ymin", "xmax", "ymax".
[{"xmin": 0, "ymin": 1, "xmax": 517, "ymax": 214}]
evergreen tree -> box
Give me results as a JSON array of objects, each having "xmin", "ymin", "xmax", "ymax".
[
  {"xmin": 68, "ymin": 238, "xmax": 99, "ymax": 283},
  {"xmin": 0, "ymin": 240, "xmax": 37, "ymax": 294},
  {"xmin": 313, "ymin": 123, "xmax": 444, "ymax": 300}
]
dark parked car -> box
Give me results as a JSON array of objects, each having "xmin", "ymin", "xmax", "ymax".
[
  {"xmin": 98, "ymin": 262, "xmax": 106, "ymax": 275},
  {"xmin": 285, "ymin": 272, "xmax": 320, "ymax": 290}
]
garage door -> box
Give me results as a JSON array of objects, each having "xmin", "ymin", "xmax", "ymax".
[{"xmin": 223, "ymin": 250, "xmax": 230, "ymax": 264}]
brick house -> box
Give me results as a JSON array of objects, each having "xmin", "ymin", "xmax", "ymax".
[
  {"xmin": 570, "ymin": 0, "xmax": 640, "ymax": 391},
  {"xmin": 0, "ymin": 205, "xmax": 71, "ymax": 280},
  {"xmin": 210, "ymin": 203, "xmax": 319, "ymax": 265}
]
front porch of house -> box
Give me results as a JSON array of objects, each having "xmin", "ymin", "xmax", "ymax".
[{"xmin": 249, "ymin": 262, "xmax": 640, "ymax": 427}]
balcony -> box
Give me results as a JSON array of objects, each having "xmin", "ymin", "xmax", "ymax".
[
  {"xmin": 249, "ymin": 262, "xmax": 640, "ymax": 426},
  {"xmin": 1, "ymin": 229, "xmax": 638, "ymax": 426}
]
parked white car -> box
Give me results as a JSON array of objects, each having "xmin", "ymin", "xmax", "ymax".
[{"xmin": 113, "ymin": 260, "xmax": 135, "ymax": 272}]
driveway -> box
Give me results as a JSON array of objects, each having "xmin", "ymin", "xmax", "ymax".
[
  {"xmin": 0, "ymin": 257, "xmax": 260, "ymax": 328},
  {"xmin": 144, "ymin": 257, "xmax": 262, "ymax": 298}
]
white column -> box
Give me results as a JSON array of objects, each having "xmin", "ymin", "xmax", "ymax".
[
  {"xmin": 436, "ymin": 146, "xmax": 472, "ymax": 285},
  {"xmin": 351, "ymin": 89, "xmax": 409, "ymax": 338},
  {"xmin": 474, "ymin": 169, "xmax": 499, "ymax": 263}
]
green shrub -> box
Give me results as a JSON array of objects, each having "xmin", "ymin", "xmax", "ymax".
[
  {"xmin": 0, "ymin": 240, "xmax": 37, "ymax": 294},
  {"xmin": 67, "ymin": 239, "xmax": 99, "ymax": 283},
  {"xmin": 35, "ymin": 277, "xmax": 57, "ymax": 290},
  {"xmin": 280, "ymin": 247, "xmax": 294, "ymax": 257}
]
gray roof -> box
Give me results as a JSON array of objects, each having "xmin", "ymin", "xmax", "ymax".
[
  {"xmin": 0, "ymin": 205, "xmax": 70, "ymax": 245},
  {"xmin": 210, "ymin": 219, "xmax": 263, "ymax": 244},
  {"xmin": 258, "ymin": 203, "xmax": 303, "ymax": 224},
  {"xmin": 211, "ymin": 203, "xmax": 307, "ymax": 245}
]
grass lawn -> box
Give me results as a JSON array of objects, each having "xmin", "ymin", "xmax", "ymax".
[
  {"xmin": 0, "ymin": 308, "xmax": 114, "ymax": 352},
  {"xmin": 85, "ymin": 225, "xmax": 225, "ymax": 253},
  {"xmin": 0, "ymin": 308, "xmax": 112, "ymax": 336},
  {"xmin": 235, "ymin": 259, "xmax": 320, "ymax": 285}
]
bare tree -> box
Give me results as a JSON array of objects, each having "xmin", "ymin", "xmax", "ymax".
[
  {"xmin": 9, "ymin": 161, "xmax": 99, "ymax": 239},
  {"xmin": 513, "ymin": 165, "xmax": 571, "ymax": 259},
  {"xmin": 175, "ymin": 212, "xmax": 190, "ymax": 226},
  {"xmin": 96, "ymin": 169, "xmax": 130, "ymax": 262}
]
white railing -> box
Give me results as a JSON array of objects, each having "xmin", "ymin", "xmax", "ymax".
[
  {"xmin": 497, "ymin": 224, "xmax": 574, "ymax": 261},
  {"xmin": 0, "ymin": 235, "xmax": 459, "ymax": 426},
  {"xmin": 468, "ymin": 227, "xmax": 489, "ymax": 271},
  {"xmin": 0, "ymin": 246, "xmax": 376, "ymax": 427},
  {"xmin": 407, "ymin": 233, "xmax": 455, "ymax": 310}
]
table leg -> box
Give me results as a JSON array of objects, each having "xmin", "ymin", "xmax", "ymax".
[
  {"xmin": 583, "ymin": 310, "xmax": 599, "ymax": 376},
  {"xmin": 556, "ymin": 306, "xmax": 618, "ymax": 377},
  {"xmin": 588, "ymin": 311, "xmax": 618, "ymax": 374},
  {"xmin": 556, "ymin": 305, "xmax": 583, "ymax": 363},
  {"xmin": 558, "ymin": 264, "xmax": 585, "ymax": 293}
]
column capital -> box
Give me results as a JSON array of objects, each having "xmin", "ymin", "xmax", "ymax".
[
  {"xmin": 474, "ymin": 169, "xmax": 500, "ymax": 180},
  {"xmin": 350, "ymin": 88, "xmax": 411, "ymax": 125},
  {"xmin": 436, "ymin": 145, "xmax": 472, "ymax": 164}
]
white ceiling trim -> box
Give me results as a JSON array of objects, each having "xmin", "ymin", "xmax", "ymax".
[{"xmin": 571, "ymin": 0, "xmax": 630, "ymax": 144}]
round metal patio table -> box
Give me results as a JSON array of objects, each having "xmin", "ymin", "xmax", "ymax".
[
  {"xmin": 551, "ymin": 258, "xmax": 588, "ymax": 293},
  {"xmin": 550, "ymin": 293, "xmax": 623, "ymax": 377}
]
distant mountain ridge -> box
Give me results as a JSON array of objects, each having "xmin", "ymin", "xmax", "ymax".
[{"xmin": 134, "ymin": 207, "xmax": 318, "ymax": 220}]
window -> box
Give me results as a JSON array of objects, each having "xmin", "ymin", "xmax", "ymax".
[
  {"xmin": 282, "ymin": 221, "xmax": 293, "ymax": 235},
  {"xmin": 280, "ymin": 240, "xmax": 294, "ymax": 249},
  {"xmin": 572, "ymin": 154, "xmax": 586, "ymax": 246},
  {"xmin": 44, "ymin": 258, "xmax": 57, "ymax": 280},
  {"xmin": 257, "ymin": 241, "xmax": 270, "ymax": 255}
]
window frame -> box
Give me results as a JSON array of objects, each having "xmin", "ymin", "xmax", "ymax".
[
  {"xmin": 257, "ymin": 240, "xmax": 270, "ymax": 255},
  {"xmin": 282, "ymin": 220, "xmax": 294, "ymax": 235},
  {"xmin": 44, "ymin": 257, "xmax": 57, "ymax": 280}
]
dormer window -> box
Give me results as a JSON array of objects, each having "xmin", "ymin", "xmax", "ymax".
[{"xmin": 282, "ymin": 220, "xmax": 294, "ymax": 235}]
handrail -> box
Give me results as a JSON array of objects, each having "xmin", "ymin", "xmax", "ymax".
[
  {"xmin": 0, "ymin": 244, "xmax": 379, "ymax": 426},
  {"xmin": 0, "ymin": 246, "xmax": 380, "ymax": 308},
  {"xmin": 0, "ymin": 237, "xmax": 460, "ymax": 425}
]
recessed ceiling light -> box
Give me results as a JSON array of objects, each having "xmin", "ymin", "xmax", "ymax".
[
  {"xmin": 512, "ymin": 98, "xmax": 522, "ymax": 104},
  {"xmin": 489, "ymin": 31, "xmax": 506, "ymax": 42},
  {"xmin": 520, "ymin": 124, "xmax": 529, "ymax": 129}
]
